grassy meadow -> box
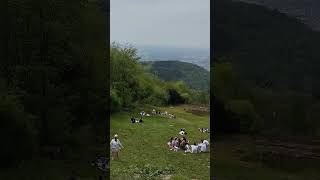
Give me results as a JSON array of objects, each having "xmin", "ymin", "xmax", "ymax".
[{"xmin": 110, "ymin": 105, "xmax": 210, "ymax": 179}]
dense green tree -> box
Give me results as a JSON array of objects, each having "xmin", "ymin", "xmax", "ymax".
[{"xmin": 1, "ymin": 0, "xmax": 108, "ymax": 165}]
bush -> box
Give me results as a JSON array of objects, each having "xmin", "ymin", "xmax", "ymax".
[
  {"xmin": 110, "ymin": 89, "xmax": 122, "ymax": 112},
  {"xmin": 226, "ymin": 100, "xmax": 257, "ymax": 133},
  {"xmin": 0, "ymin": 92, "xmax": 37, "ymax": 167}
]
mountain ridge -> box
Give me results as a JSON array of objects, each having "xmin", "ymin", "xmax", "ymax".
[
  {"xmin": 142, "ymin": 60, "xmax": 210, "ymax": 91},
  {"xmin": 235, "ymin": 0, "xmax": 320, "ymax": 31}
]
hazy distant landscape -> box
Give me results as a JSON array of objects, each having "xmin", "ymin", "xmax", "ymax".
[{"xmin": 136, "ymin": 45, "xmax": 210, "ymax": 71}]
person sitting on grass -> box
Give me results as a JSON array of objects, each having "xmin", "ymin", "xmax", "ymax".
[
  {"xmin": 184, "ymin": 142, "xmax": 191, "ymax": 153},
  {"xmin": 190, "ymin": 142, "xmax": 198, "ymax": 153},
  {"xmin": 180, "ymin": 137, "xmax": 187, "ymax": 150},
  {"xmin": 167, "ymin": 137, "xmax": 174, "ymax": 150},
  {"xmin": 201, "ymin": 139, "xmax": 209, "ymax": 152},
  {"xmin": 173, "ymin": 137, "xmax": 180, "ymax": 152},
  {"xmin": 197, "ymin": 142, "xmax": 203, "ymax": 153},
  {"xmin": 183, "ymin": 137, "xmax": 188, "ymax": 142},
  {"xmin": 179, "ymin": 128, "xmax": 187, "ymax": 136},
  {"xmin": 131, "ymin": 117, "xmax": 136, "ymax": 123},
  {"xmin": 140, "ymin": 111, "xmax": 146, "ymax": 116},
  {"xmin": 110, "ymin": 134, "xmax": 124, "ymax": 160},
  {"xmin": 197, "ymin": 141, "xmax": 206, "ymax": 153},
  {"xmin": 199, "ymin": 128, "xmax": 210, "ymax": 133}
]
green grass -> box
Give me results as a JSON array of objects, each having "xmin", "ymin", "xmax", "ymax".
[{"xmin": 110, "ymin": 105, "xmax": 210, "ymax": 179}]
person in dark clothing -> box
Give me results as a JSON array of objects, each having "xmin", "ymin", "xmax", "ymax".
[{"xmin": 131, "ymin": 117, "xmax": 135, "ymax": 123}]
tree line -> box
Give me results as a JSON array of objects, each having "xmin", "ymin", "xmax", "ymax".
[
  {"xmin": 1, "ymin": 0, "xmax": 108, "ymax": 167},
  {"xmin": 110, "ymin": 43, "xmax": 210, "ymax": 113}
]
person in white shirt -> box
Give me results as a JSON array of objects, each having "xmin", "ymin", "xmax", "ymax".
[
  {"xmin": 179, "ymin": 130, "xmax": 185, "ymax": 136},
  {"xmin": 199, "ymin": 142, "xmax": 206, "ymax": 152},
  {"xmin": 198, "ymin": 139, "xmax": 209, "ymax": 152},
  {"xmin": 179, "ymin": 128, "xmax": 187, "ymax": 136},
  {"xmin": 184, "ymin": 143, "xmax": 191, "ymax": 153},
  {"xmin": 190, "ymin": 143, "xmax": 198, "ymax": 153},
  {"xmin": 203, "ymin": 139, "xmax": 209, "ymax": 152},
  {"xmin": 110, "ymin": 134, "xmax": 124, "ymax": 160},
  {"xmin": 173, "ymin": 137, "xmax": 180, "ymax": 152}
]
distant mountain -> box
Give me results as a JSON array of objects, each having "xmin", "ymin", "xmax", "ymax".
[
  {"xmin": 143, "ymin": 61, "xmax": 209, "ymax": 91},
  {"xmin": 136, "ymin": 45, "xmax": 210, "ymax": 71},
  {"xmin": 235, "ymin": 0, "xmax": 320, "ymax": 31}
]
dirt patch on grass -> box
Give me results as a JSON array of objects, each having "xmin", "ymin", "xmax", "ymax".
[
  {"xmin": 184, "ymin": 106, "xmax": 210, "ymax": 116},
  {"xmin": 161, "ymin": 174, "xmax": 172, "ymax": 180}
]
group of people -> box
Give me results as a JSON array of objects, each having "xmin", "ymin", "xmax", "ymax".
[
  {"xmin": 130, "ymin": 117, "xmax": 143, "ymax": 124},
  {"xmin": 152, "ymin": 109, "xmax": 176, "ymax": 119},
  {"xmin": 139, "ymin": 111, "xmax": 150, "ymax": 117},
  {"xmin": 167, "ymin": 128, "xmax": 209, "ymax": 154},
  {"xmin": 167, "ymin": 136, "xmax": 209, "ymax": 153},
  {"xmin": 199, "ymin": 128, "xmax": 210, "ymax": 133}
]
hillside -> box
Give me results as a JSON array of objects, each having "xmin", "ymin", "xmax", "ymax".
[
  {"xmin": 143, "ymin": 61, "xmax": 210, "ymax": 91},
  {"xmin": 235, "ymin": 0, "xmax": 320, "ymax": 31},
  {"xmin": 110, "ymin": 105, "xmax": 210, "ymax": 179},
  {"xmin": 215, "ymin": 0, "xmax": 320, "ymax": 95}
]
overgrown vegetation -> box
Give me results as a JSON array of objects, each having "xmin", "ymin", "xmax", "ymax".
[
  {"xmin": 213, "ymin": 62, "xmax": 320, "ymax": 136},
  {"xmin": 110, "ymin": 43, "xmax": 210, "ymax": 113},
  {"xmin": 1, "ymin": 0, "xmax": 108, "ymax": 168},
  {"xmin": 143, "ymin": 60, "xmax": 210, "ymax": 91},
  {"xmin": 213, "ymin": 0, "xmax": 320, "ymax": 137}
]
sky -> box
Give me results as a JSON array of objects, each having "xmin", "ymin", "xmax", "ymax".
[{"xmin": 110, "ymin": 0, "xmax": 210, "ymax": 49}]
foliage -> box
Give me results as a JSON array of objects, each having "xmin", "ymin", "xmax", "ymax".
[
  {"xmin": 215, "ymin": 0, "xmax": 320, "ymax": 95},
  {"xmin": 214, "ymin": 61, "xmax": 320, "ymax": 136},
  {"xmin": 144, "ymin": 60, "xmax": 210, "ymax": 91},
  {"xmin": 110, "ymin": 43, "xmax": 209, "ymax": 111},
  {"xmin": 0, "ymin": 90, "xmax": 37, "ymax": 166},
  {"xmin": 1, "ymin": 0, "xmax": 108, "ymax": 165},
  {"xmin": 214, "ymin": 0, "xmax": 320, "ymax": 136}
]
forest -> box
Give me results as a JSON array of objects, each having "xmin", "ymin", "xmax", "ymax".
[
  {"xmin": 213, "ymin": 0, "xmax": 320, "ymax": 136},
  {"xmin": 213, "ymin": 1, "xmax": 320, "ymax": 179},
  {"xmin": 144, "ymin": 60, "xmax": 210, "ymax": 91},
  {"xmin": 1, "ymin": 0, "xmax": 109, "ymax": 169}
]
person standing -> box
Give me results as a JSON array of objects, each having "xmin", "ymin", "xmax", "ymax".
[{"xmin": 110, "ymin": 134, "xmax": 124, "ymax": 160}]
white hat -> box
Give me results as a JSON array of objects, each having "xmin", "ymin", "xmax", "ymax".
[{"xmin": 114, "ymin": 134, "xmax": 118, "ymax": 138}]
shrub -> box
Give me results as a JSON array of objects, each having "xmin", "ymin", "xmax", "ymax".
[{"xmin": 0, "ymin": 92, "xmax": 37, "ymax": 167}]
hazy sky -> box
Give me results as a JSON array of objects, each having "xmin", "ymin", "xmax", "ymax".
[{"xmin": 111, "ymin": 0, "xmax": 210, "ymax": 49}]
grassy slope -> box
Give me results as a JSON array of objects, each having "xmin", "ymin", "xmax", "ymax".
[{"xmin": 110, "ymin": 106, "xmax": 210, "ymax": 179}]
